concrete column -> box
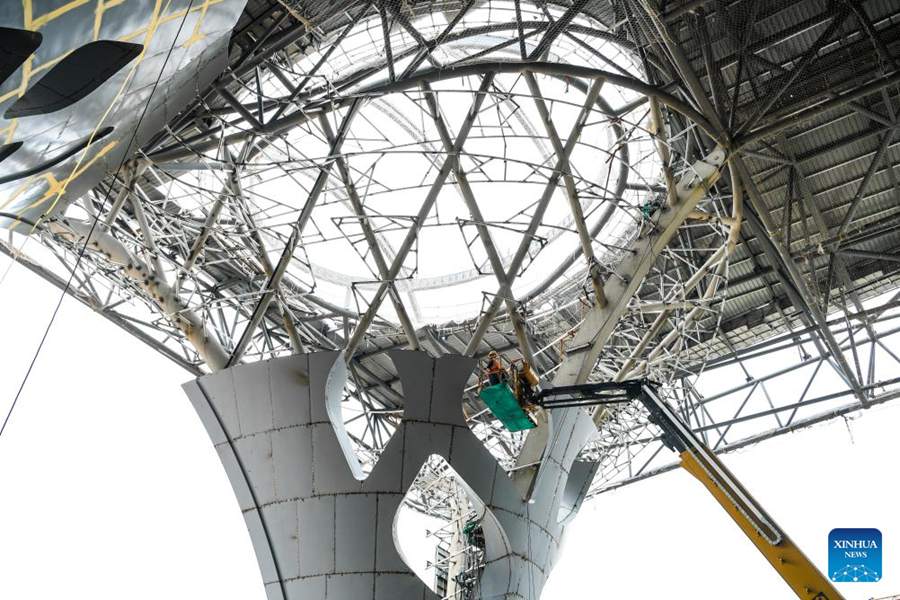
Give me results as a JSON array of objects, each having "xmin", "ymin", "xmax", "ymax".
[{"xmin": 183, "ymin": 351, "xmax": 596, "ymax": 599}]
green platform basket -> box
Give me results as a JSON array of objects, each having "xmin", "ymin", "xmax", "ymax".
[{"xmin": 479, "ymin": 383, "xmax": 537, "ymax": 432}]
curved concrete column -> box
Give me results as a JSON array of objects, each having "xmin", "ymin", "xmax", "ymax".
[{"xmin": 183, "ymin": 351, "xmax": 596, "ymax": 599}]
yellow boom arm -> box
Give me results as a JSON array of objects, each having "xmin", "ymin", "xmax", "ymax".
[
  {"xmin": 636, "ymin": 383, "xmax": 843, "ymax": 600},
  {"xmin": 680, "ymin": 450, "xmax": 841, "ymax": 599}
]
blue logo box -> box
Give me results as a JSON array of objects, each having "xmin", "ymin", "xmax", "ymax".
[{"xmin": 829, "ymin": 528, "xmax": 882, "ymax": 582}]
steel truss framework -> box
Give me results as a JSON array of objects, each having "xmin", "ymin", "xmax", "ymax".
[{"xmin": 3, "ymin": 0, "xmax": 900, "ymax": 495}]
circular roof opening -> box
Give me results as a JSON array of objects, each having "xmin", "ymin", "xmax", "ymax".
[{"xmin": 160, "ymin": 0, "xmax": 661, "ymax": 328}]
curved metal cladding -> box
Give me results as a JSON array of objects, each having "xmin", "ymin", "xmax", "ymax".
[
  {"xmin": 0, "ymin": 0, "xmax": 247, "ymax": 228},
  {"xmin": 183, "ymin": 351, "xmax": 598, "ymax": 599}
]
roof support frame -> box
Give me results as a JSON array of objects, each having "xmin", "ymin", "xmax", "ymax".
[
  {"xmin": 342, "ymin": 75, "xmax": 496, "ymax": 359},
  {"xmin": 227, "ymin": 98, "xmax": 363, "ymax": 367},
  {"xmin": 318, "ymin": 112, "xmax": 421, "ymax": 351},
  {"xmin": 523, "ymin": 72, "xmax": 608, "ymax": 304},
  {"xmin": 460, "ymin": 76, "xmax": 605, "ymax": 358},
  {"xmin": 419, "ymin": 80, "xmax": 538, "ymax": 365}
]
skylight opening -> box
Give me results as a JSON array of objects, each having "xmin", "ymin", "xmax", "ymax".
[{"xmin": 163, "ymin": 0, "xmax": 662, "ymax": 329}]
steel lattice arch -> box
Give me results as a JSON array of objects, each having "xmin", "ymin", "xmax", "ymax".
[{"xmin": 2, "ymin": 0, "xmax": 900, "ymax": 502}]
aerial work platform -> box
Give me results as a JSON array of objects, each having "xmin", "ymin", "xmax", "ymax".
[
  {"xmin": 636, "ymin": 382, "xmax": 842, "ymax": 600},
  {"xmin": 478, "ymin": 365, "xmax": 844, "ymax": 600},
  {"xmin": 478, "ymin": 383, "xmax": 536, "ymax": 431}
]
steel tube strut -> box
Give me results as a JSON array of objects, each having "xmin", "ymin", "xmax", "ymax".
[
  {"xmin": 463, "ymin": 77, "xmax": 605, "ymax": 356},
  {"xmin": 523, "ymin": 72, "xmax": 607, "ymax": 305},
  {"xmin": 318, "ymin": 113, "xmax": 421, "ymax": 351},
  {"xmin": 509, "ymin": 147, "xmax": 725, "ymax": 496},
  {"xmin": 343, "ymin": 75, "xmax": 495, "ymax": 359},
  {"xmin": 227, "ymin": 99, "xmax": 363, "ymax": 367},
  {"xmin": 48, "ymin": 218, "xmax": 230, "ymax": 370},
  {"xmin": 420, "ymin": 81, "xmax": 537, "ymax": 365},
  {"xmin": 559, "ymin": 148, "xmax": 725, "ymax": 387},
  {"xmin": 733, "ymin": 158, "xmax": 866, "ymax": 401},
  {"xmin": 735, "ymin": 70, "xmax": 900, "ymax": 149},
  {"xmin": 149, "ymin": 61, "xmax": 726, "ymax": 163},
  {"xmin": 176, "ymin": 147, "xmax": 242, "ymax": 293}
]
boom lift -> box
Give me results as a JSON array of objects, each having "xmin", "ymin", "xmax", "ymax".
[{"xmin": 477, "ymin": 362, "xmax": 844, "ymax": 600}]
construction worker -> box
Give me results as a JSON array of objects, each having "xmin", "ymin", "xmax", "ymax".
[
  {"xmin": 515, "ymin": 361, "xmax": 540, "ymax": 405},
  {"xmin": 485, "ymin": 351, "xmax": 506, "ymax": 386}
]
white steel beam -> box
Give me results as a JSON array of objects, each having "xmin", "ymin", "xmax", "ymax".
[
  {"xmin": 342, "ymin": 75, "xmax": 496, "ymax": 359},
  {"xmin": 511, "ymin": 146, "xmax": 726, "ymax": 494},
  {"xmin": 228, "ymin": 99, "xmax": 362, "ymax": 366},
  {"xmin": 319, "ymin": 113, "xmax": 421, "ymax": 351},
  {"xmin": 49, "ymin": 218, "xmax": 230, "ymax": 370},
  {"xmin": 462, "ymin": 77, "xmax": 606, "ymax": 356}
]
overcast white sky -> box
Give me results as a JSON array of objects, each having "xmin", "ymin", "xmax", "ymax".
[{"xmin": 0, "ymin": 252, "xmax": 897, "ymax": 600}]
